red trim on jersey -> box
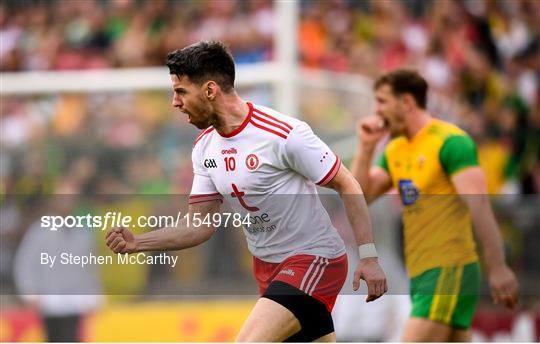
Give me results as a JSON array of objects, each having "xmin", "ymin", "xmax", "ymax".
[
  {"xmin": 252, "ymin": 108, "xmax": 293, "ymax": 130},
  {"xmin": 193, "ymin": 127, "xmax": 214, "ymax": 148},
  {"xmin": 188, "ymin": 192, "xmax": 223, "ymax": 204},
  {"xmin": 316, "ymin": 154, "xmax": 341, "ymax": 186},
  {"xmin": 251, "ymin": 113, "xmax": 291, "ymax": 134},
  {"xmin": 249, "ymin": 119, "xmax": 288, "ymax": 139},
  {"xmin": 216, "ymin": 102, "xmax": 253, "ymax": 138}
]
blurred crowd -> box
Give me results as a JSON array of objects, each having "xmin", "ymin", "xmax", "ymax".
[
  {"xmin": 0, "ymin": 0, "xmax": 274, "ymax": 70},
  {"xmin": 299, "ymin": 0, "xmax": 540, "ymax": 194},
  {"xmin": 1, "ymin": 0, "xmax": 539, "ymax": 309},
  {"xmin": 1, "ymin": 0, "xmax": 538, "ymax": 195}
]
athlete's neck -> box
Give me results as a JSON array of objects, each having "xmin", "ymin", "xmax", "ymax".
[
  {"xmin": 212, "ymin": 92, "xmax": 250, "ymax": 135},
  {"xmin": 405, "ymin": 110, "xmax": 432, "ymax": 140}
]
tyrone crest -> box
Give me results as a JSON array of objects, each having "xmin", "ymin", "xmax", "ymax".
[{"xmin": 246, "ymin": 154, "xmax": 259, "ymax": 171}]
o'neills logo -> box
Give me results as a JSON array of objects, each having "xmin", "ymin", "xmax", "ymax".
[
  {"xmin": 221, "ymin": 148, "xmax": 237, "ymax": 155},
  {"xmin": 279, "ymin": 269, "xmax": 295, "ymax": 277},
  {"xmin": 246, "ymin": 154, "xmax": 259, "ymax": 171}
]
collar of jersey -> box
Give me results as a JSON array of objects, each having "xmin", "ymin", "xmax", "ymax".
[
  {"xmin": 408, "ymin": 118, "xmax": 435, "ymax": 144},
  {"xmin": 216, "ymin": 101, "xmax": 253, "ymax": 138}
]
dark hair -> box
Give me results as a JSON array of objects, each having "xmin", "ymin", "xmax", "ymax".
[
  {"xmin": 166, "ymin": 41, "xmax": 235, "ymax": 92},
  {"xmin": 374, "ymin": 69, "xmax": 428, "ymax": 109}
]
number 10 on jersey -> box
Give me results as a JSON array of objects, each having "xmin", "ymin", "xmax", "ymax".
[{"xmin": 224, "ymin": 157, "xmax": 236, "ymax": 171}]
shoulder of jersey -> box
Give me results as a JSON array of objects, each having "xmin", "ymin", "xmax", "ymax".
[
  {"xmin": 192, "ymin": 127, "xmax": 215, "ymax": 148},
  {"xmin": 427, "ymin": 118, "xmax": 468, "ymax": 141},
  {"xmin": 386, "ymin": 119, "xmax": 469, "ymax": 152},
  {"xmin": 249, "ymin": 103, "xmax": 301, "ymax": 140}
]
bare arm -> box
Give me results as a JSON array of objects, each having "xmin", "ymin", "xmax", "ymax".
[
  {"xmin": 326, "ymin": 165, "xmax": 388, "ymax": 301},
  {"xmin": 106, "ymin": 199, "xmax": 222, "ymax": 254},
  {"xmin": 350, "ymin": 117, "xmax": 392, "ymax": 203},
  {"xmin": 452, "ymin": 167, "xmax": 519, "ymax": 308},
  {"xmin": 351, "ymin": 155, "xmax": 392, "ymax": 203},
  {"xmin": 327, "ymin": 165, "xmax": 373, "ymax": 245}
]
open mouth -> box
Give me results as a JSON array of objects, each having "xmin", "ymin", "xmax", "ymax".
[
  {"xmin": 375, "ymin": 116, "xmax": 389, "ymax": 129},
  {"xmin": 181, "ymin": 110, "xmax": 191, "ymax": 123}
]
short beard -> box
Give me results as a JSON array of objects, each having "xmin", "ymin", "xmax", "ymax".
[
  {"xmin": 192, "ymin": 96, "xmax": 216, "ymax": 129},
  {"xmin": 192, "ymin": 120, "xmax": 212, "ymax": 130}
]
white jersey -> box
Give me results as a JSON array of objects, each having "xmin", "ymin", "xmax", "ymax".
[{"xmin": 189, "ymin": 102, "xmax": 346, "ymax": 263}]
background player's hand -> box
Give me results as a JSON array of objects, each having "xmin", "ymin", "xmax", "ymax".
[
  {"xmin": 356, "ymin": 116, "xmax": 387, "ymax": 149},
  {"xmin": 353, "ymin": 257, "xmax": 388, "ymax": 302},
  {"xmin": 106, "ymin": 227, "xmax": 137, "ymax": 254},
  {"xmin": 489, "ymin": 264, "xmax": 519, "ymax": 309}
]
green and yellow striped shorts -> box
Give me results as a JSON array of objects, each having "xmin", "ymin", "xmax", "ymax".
[{"xmin": 410, "ymin": 262, "xmax": 481, "ymax": 329}]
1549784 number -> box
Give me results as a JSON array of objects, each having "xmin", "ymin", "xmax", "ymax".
[{"xmin": 186, "ymin": 212, "xmax": 251, "ymax": 228}]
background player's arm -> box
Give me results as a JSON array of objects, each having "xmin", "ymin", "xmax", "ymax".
[
  {"xmin": 350, "ymin": 164, "xmax": 392, "ymax": 204},
  {"xmin": 452, "ymin": 167, "xmax": 519, "ymax": 309},
  {"xmin": 106, "ymin": 199, "xmax": 221, "ymax": 254},
  {"xmin": 326, "ymin": 165, "xmax": 388, "ymax": 301},
  {"xmin": 351, "ymin": 117, "xmax": 392, "ymax": 203}
]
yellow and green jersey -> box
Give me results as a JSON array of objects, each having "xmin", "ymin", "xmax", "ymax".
[{"xmin": 378, "ymin": 119, "xmax": 479, "ymax": 277}]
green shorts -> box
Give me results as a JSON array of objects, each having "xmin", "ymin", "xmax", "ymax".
[{"xmin": 410, "ymin": 262, "xmax": 481, "ymax": 329}]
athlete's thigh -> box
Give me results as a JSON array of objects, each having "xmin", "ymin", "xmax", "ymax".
[
  {"xmin": 236, "ymin": 297, "xmax": 301, "ymax": 342},
  {"xmin": 450, "ymin": 328, "xmax": 472, "ymax": 342},
  {"xmin": 315, "ymin": 331, "xmax": 336, "ymax": 342},
  {"xmin": 401, "ymin": 317, "xmax": 452, "ymax": 342}
]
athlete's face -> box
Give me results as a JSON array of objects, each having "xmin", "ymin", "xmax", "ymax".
[
  {"xmin": 171, "ymin": 74, "xmax": 215, "ymax": 129},
  {"xmin": 374, "ymin": 84, "xmax": 407, "ymax": 137}
]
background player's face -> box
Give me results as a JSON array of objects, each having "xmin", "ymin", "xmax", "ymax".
[
  {"xmin": 171, "ymin": 74, "xmax": 215, "ymax": 129},
  {"xmin": 374, "ymin": 84, "xmax": 406, "ymax": 137}
]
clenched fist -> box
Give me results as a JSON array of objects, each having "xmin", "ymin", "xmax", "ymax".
[
  {"xmin": 105, "ymin": 227, "xmax": 137, "ymax": 254},
  {"xmin": 356, "ymin": 116, "xmax": 387, "ymax": 149}
]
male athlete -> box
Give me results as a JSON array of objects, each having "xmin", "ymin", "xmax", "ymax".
[
  {"xmin": 106, "ymin": 41, "xmax": 387, "ymax": 342},
  {"xmin": 351, "ymin": 69, "xmax": 519, "ymax": 341}
]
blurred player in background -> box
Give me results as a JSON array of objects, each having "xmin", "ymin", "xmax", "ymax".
[
  {"xmin": 106, "ymin": 40, "xmax": 387, "ymax": 342},
  {"xmin": 351, "ymin": 69, "xmax": 519, "ymax": 342}
]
